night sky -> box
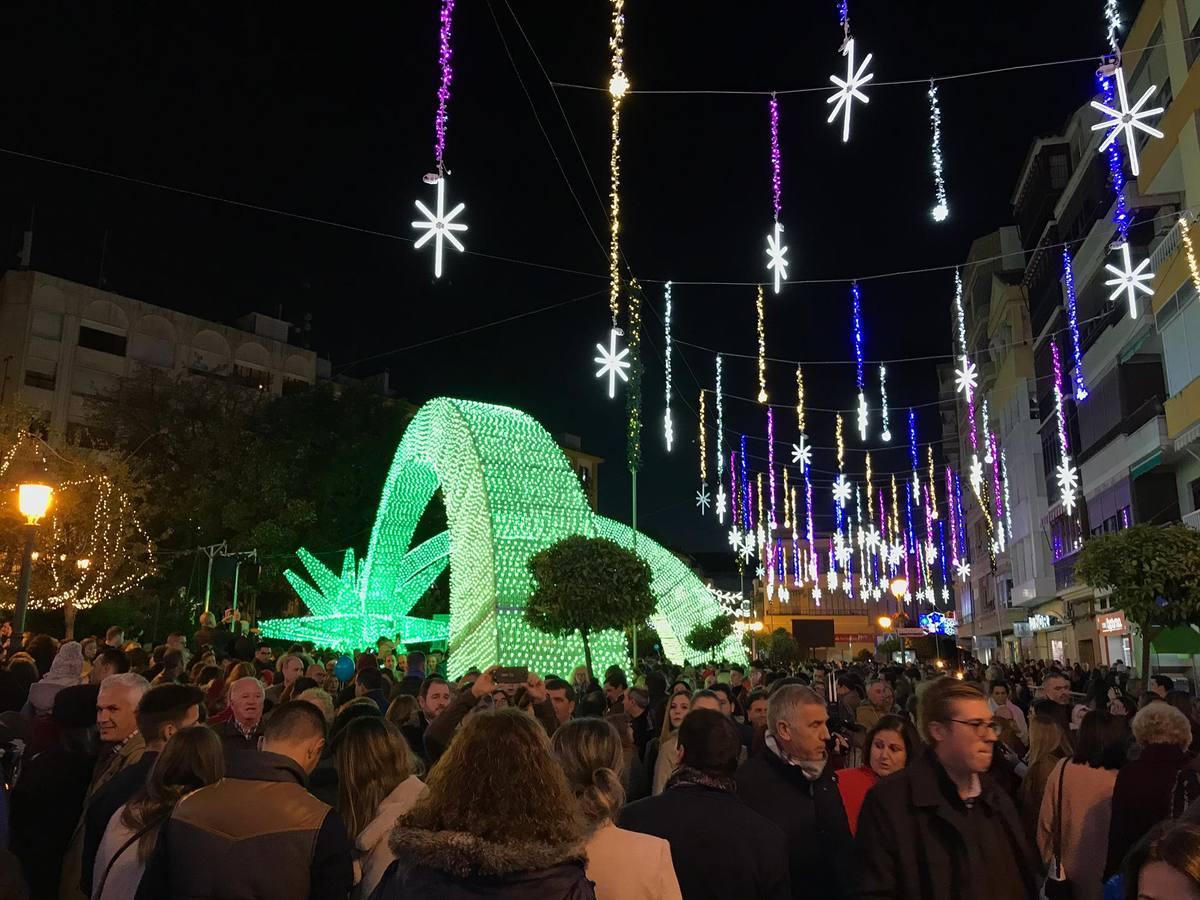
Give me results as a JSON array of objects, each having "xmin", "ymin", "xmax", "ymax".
[{"xmin": 0, "ymin": 1, "xmax": 1107, "ymax": 554}]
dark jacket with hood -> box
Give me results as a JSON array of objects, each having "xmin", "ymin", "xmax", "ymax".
[
  {"xmin": 855, "ymin": 749, "xmax": 1039, "ymax": 900},
  {"xmin": 735, "ymin": 741, "xmax": 856, "ymax": 900},
  {"xmin": 369, "ymin": 826, "xmax": 595, "ymax": 899}
]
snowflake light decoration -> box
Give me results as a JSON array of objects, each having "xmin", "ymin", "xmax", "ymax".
[
  {"xmin": 728, "ymin": 526, "xmax": 742, "ymax": 549},
  {"xmin": 1056, "ymin": 460, "xmax": 1080, "ymax": 514},
  {"xmin": 594, "ymin": 328, "xmax": 631, "ymax": 398},
  {"xmin": 864, "ymin": 525, "xmax": 880, "ymax": 553},
  {"xmin": 1104, "ymin": 241, "xmax": 1154, "ymax": 320},
  {"xmin": 968, "ymin": 455, "xmax": 984, "ymax": 496},
  {"xmin": 1090, "ymin": 66, "xmax": 1164, "ymax": 178},
  {"xmin": 696, "ymin": 483, "xmax": 711, "ymax": 514},
  {"xmin": 826, "ymin": 38, "xmax": 873, "ymax": 143},
  {"xmin": 955, "ymin": 356, "xmax": 978, "ymax": 398},
  {"xmin": 412, "ymin": 176, "xmax": 468, "ymax": 278},
  {"xmin": 832, "ymin": 474, "xmax": 852, "ymax": 506},
  {"xmin": 766, "ymin": 221, "xmax": 789, "ymax": 294},
  {"xmin": 755, "ymin": 565, "xmax": 766, "ymax": 579},
  {"xmin": 857, "ymin": 392, "xmax": 870, "ymax": 443},
  {"xmin": 737, "ymin": 533, "xmax": 755, "ymax": 565},
  {"xmin": 955, "ymin": 559, "xmax": 971, "ymax": 582},
  {"xmin": 716, "ymin": 484, "xmax": 727, "ymax": 525},
  {"xmin": 791, "ymin": 435, "xmax": 812, "ymax": 469},
  {"xmin": 812, "ymin": 585, "xmax": 824, "ymax": 603}
]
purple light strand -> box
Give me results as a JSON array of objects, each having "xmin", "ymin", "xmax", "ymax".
[
  {"xmin": 989, "ymin": 432, "xmax": 1004, "ymax": 532},
  {"xmin": 767, "ymin": 408, "xmax": 777, "ymax": 528},
  {"xmin": 739, "ymin": 436, "xmax": 750, "ymax": 531},
  {"xmin": 769, "ymin": 95, "xmax": 782, "ymax": 221},
  {"xmin": 1063, "ymin": 249, "xmax": 1089, "ymax": 400},
  {"xmin": 434, "ymin": 0, "xmax": 456, "ymax": 169},
  {"xmin": 945, "ymin": 466, "xmax": 958, "ymax": 563},
  {"xmin": 1051, "ymin": 341, "xmax": 1069, "ymax": 458}
]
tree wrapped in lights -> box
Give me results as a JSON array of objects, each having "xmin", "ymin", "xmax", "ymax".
[{"xmin": 0, "ymin": 429, "xmax": 154, "ymax": 638}]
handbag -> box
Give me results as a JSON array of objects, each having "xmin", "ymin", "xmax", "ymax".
[{"xmin": 1044, "ymin": 760, "xmax": 1074, "ymax": 900}]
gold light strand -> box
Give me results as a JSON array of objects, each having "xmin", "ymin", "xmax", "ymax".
[
  {"xmin": 927, "ymin": 445, "xmax": 939, "ymax": 519},
  {"xmin": 891, "ymin": 474, "xmax": 900, "ymax": 540},
  {"xmin": 698, "ymin": 389, "xmax": 707, "ymax": 484},
  {"xmin": 756, "ymin": 472, "xmax": 765, "ymax": 535},
  {"xmin": 865, "ymin": 453, "xmax": 874, "ymax": 524},
  {"xmin": 835, "ymin": 413, "xmax": 845, "ymax": 471},
  {"xmin": 606, "ymin": 0, "xmax": 627, "ymax": 323},
  {"xmin": 1181, "ymin": 213, "xmax": 1200, "ymax": 299},
  {"xmin": 756, "ymin": 285, "xmax": 768, "ymax": 403},
  {"xmin": 782, "ymin": 467, "xmax": 791, "ymax": 529},
  {"xmin": 795, "ymin": 365, "xmax": 805, "ymax": 432}
]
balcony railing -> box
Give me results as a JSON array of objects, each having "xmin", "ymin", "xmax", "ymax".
[
  {"xmin": 1185, "ymin": 509, "xmax": 1200, "ymax": 531},
  {"xmin": 1150, "ymin": 222, "xmax": 1183, "ymax": 273}
]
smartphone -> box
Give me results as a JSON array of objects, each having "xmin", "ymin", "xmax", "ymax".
[{"xmin": 493, "ymin": 666, "xmax": 529, "ymax": 685}]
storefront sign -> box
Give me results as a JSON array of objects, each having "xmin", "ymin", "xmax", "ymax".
[
  {"xmin": 835, "ymin": 633, "xmax": 874, "ymax": 643},
  {"xmin": 1012, "ymin": 622, "xmax": 1032, "ymax": 637},
  {"xmin": 1029, "ymin": 614, "xmax": 1062, "ymax": 632},
  {"xmin": 1097, "ymin": 612, "xmax": 1127, "ymax": 635},
  {"xmin": 974, "ymin": 636, "xmax": 998, "ymax": 649}
]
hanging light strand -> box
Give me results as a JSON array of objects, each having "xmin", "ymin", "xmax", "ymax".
[
  {"xmin": 756, "ymin": 285, "xmax": 768, "ymax": 402},
  {"xmin": 433, "ymin": 0, "xmax": 456, "ymax": 170},
  {"xmin": 928, "ymin": 80, "xmax": 949, "ymax": 222},
  {"xmin": 1063, "ymin": 249, "xmax": 1089, "ymax": 400},
  {"xmin": 1180, "ymin": 213, "xmax": 1200, "ymax": 298},
  {"xmin": 715, "ymin": 355, "xmax": 725, "ymax": 476},
  {"xmin": 770, "ymin": 95, "xmax": 782, "ymax": 222},
  {"xmin": 796, "ymin": 365, "xmax": 806, "ymax": 434},
  {"xmin": 879, "ymin": 365, "xmax": 892, "ymax": 442},
  {"xmin": 698, "ymin": 388, "xmax": 707, "ymax": 484},
  {"xmin": 607, "ymin": 0, "xmax": 627, "ymax": 324},
  {"xmin": 663, "ymin": 282, "xmax": 673, "ymax": 450},
  {"xmin": 625, "ymin": 279, "xmax": 642, "ymax": 473},
  {"xmin": 767, "ymin": 407, "xmax": 778, "ymax": 529},
  {"xmin": 851, "ymin": 282, "xmax": 868, "ymax": 440}
]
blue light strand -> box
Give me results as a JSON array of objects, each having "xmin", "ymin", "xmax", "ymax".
[
  {"xmin": 905, "ymin": 481, "xmax": 916, "ymax": 557},
  {"xmin": 1062, "ymin": 249, "xmax": 1089, "ymax": 400},
  {"xmin": 954, "ymin": 472, "xmax": 968, "ymax": 556},
  {"xmin": 739, "ymin": 435, "xmax": 750, "ymax": 531},
  {"xmin": 908, "ymin": 408, "xmax": 919, "ymax": 472},
  {"xmin": 1098, "ymin": 70, "xmax": 1131, "ymax": 243},
  {"xmin": 851, "ymin": 282, "xmax": 865, "ymax": 392}
]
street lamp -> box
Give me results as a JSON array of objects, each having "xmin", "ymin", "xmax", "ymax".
[
  {"xmin": 887, "ymin": 577, "xmax": 910, "ymax": 664},
  {"xmin": 14, "ymin": 483, "xmax": 53, "ymax": 633},
  {"xmin": 76, "ymin": 558, "xmax": 91, "ymax": 571},
  {"xmin": 889, "ymin": 576, "xmax": 908, "ymax": 601}
]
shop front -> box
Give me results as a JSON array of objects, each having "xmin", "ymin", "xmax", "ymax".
[
  {"xmin": 1095, "ymin": 610, "xmax": 1134, "ymax": 668},
  {"xmin": 1028, "ymin": 612, "xmax": 1071, "ymax": 663}
]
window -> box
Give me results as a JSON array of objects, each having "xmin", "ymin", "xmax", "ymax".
[
  {"xmin": 1190, "ymin": 477, "xmax": 1200, "ymax": 512},
  {"xmin": 30, "ymin": 310, "xmax": 62, "ymax": 340},
  {"xmin": 1048, "ymin": 153, "xmax": 1069, "ymax": 189},
  {"xmin": 23, "ymin": 368, "xmax": 55, "ymax": 390},
  {"xmin": 1159, "ymin": 285, "xmax": 1200, "ymax": 396},
  {"xmin": 77, "ymin": 325, "xmax": 127, "ymax": 357}
]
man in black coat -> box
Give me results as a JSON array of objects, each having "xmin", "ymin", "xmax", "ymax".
[
  {"xmin": 855, "ymin": 677, "xmax": 1039, "ymax": 900},
  {"xmin": 621, "ymin": 708, "xmax": 790, "ymax": 900},
  {"xmin": 735, "ymin": 684, "xmax": 856, "ymax": 900}
]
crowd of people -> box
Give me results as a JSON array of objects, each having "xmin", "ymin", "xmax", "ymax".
[{"xmin": 2, "ymin": 612, "xmax": 1200, "ymax": 898}]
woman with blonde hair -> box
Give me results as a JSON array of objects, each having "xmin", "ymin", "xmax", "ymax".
[
  {"xmin": 650, "ymin": 690, "xmax": 690, "ymax": 795},
  {"xmin": 373, "ymin": 708, "xmax": 593, "ymax": 898},
  {"xmin": 552, "ymin": 717, "xmax": 681, "ymax": 899},
  {"xmin": 92, "ymin": 726, "xmax": 224, "ymax": 899},
  {"xmin": 1019, "ymin": 713, "xmax": 1072, "ymax": 842},
  {"xmin": 332, "ymin": 717, "xmax": 425, "ymax": 898}
]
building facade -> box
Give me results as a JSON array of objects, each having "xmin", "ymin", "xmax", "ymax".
[{"xmin": 0, "ymin": 271, "xmax": 318, "ymax": 441}]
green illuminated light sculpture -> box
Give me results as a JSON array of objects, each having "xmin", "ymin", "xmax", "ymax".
[{"xmin": 260, "ymin": 397, "xmax": 746, "ymax": 675}]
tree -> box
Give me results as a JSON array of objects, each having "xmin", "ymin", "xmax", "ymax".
[
  {"xmin": 524, "ymin": 535, "xmax": 656, "ymax": 676},
  {"xmin": 686, "ymin": 614, "xmax": 734, "ymax": 661},
  {"xmin": 1076, "ymin": 524, "xmax": 1200, "ymax": 682},
  {"xmin": 767, "ymin": 627, "xmax": 802, "ymax": 667}
]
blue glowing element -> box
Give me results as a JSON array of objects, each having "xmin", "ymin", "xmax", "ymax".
[
  {"xmin": 1098, "ymin": 71, "xmax": 1130, "ymax": 243},
  {"xmin": 1062, "ymin": 249, "xmax": 1089, "ymax": 401},
  {"xmin": 851, "ymin": 282, "xmax": 865, "ymax": 391}
]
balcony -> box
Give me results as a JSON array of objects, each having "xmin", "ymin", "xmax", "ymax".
[
  {"xmin": 1185, "ymin": 509, "xmax": 1200, "ymax": 531},
  {"xmin": 1166, "ymin": 375, "xmax": 1200, "ymax": 439},
  {"xmin": 1080, "ymin": 407, "xmax": 1169, "ymax": 497}
]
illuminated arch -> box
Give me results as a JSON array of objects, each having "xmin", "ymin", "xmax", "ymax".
[{"xmin": 264, "ymin": 397, "xmax": 745, "ymax": 675}]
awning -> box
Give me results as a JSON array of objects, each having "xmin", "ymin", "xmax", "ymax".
[
  {"xmin": 1152, "ymin": 626, "xmax": 1200, "ymax": 654},
  {"xmin": 1130, "ymin": 450, "xmax": 1163, "ymax": 480},
  {"xmin": 1175, "ymin": 422, "xmax": 1200, "ymax": 453}
]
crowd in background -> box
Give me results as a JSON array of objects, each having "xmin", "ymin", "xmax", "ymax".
[{"xmin": 1, "ymin": 610, "xmax": 1200, "ymax": 898}]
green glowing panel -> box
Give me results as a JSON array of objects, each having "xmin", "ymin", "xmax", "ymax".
[
  {"xmin": 263, "ymin": 397, "xmax": 745, "ymax": 673},
  {"xmin": 594, "ymin": 516, "xmax": 747, "ymax": 665}
]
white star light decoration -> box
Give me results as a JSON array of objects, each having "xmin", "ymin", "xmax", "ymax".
[
  {"xmin": 955, "ymin": 356, "xmax": 978, "ymax": 398},
  {"xmin": 716, "ymin": 484, "xmax": 727, "ymax": 524},
  {"xmin": 832, "ymin": 474, "xmax": 852, "ymax": 506},
  {"xmin": 1105, "ymin": 242, "xmax": 1154, "ymax": 320},
  {"xmin": 864, "ymin": 526, "xmax": 881, "ymax": 553},
  {"xmin": 955, "ymin": 559, "xmax": 971, "ymax": 582},
  {"xmin": 737, "ymin": 534, "xmax": 755, "ymax": 565},
  {"xmin": 1056, "ymin": 460, "xmax": 1080, "ymax": 514},
  {"xmin": 827, "ymin": 38, "xmax": 874, "ymax": 143},
  {"xmin": 1090, "ymin": 66, "xmax": 1164, "ymax": 178},
  {"xmin": 594, "ymin": 328, "xmax": 631, "ymax": 399},
  {"xmin": 696, "ymin": 483, "xmax": 711, "ymax": 514},
  {"xmin": 755, "ymin": 565, "xmax": 766, "ymax": 580},
  {"xmin": 969, "ymin": 455, "xmax": 984, "ymax": 496},
  {"xmin": 411, "ymin": 176, "xmax": 468, "ymax": 278},
  {"xmin": 857, "ymin": 392, "xmax": 869, "ymax": 442},
  {"xmin": 791, "ymin": 435, "xmax": 812, "ymax": 469},
  {"xmin": 765, "ymin": 221, "xmax": 789, "ymax": 294}
]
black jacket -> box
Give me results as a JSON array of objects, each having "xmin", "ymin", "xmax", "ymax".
[
  {"xmin": 9, "ymin": 746, "xmax": 94, "ymax": 899},
  {"xmin": 855, "ymin": 749, "xmax": 1039, "ymax": 900},
  {"xmin": 371, "ymin": 827, "xmax": 594, "ymax": 900},
  {"xmin": 80, "ymin": 749, "xmax": 159, "ymax": 894},
  {"xmin": 735, "ymin": 747, "xmax": 856, "ymax": 900},
  {"xmin": 620, "ymin": 782, "xmax": 791, "ymax": 900}
]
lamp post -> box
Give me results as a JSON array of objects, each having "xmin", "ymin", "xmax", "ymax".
[
  {"xmin": 14, "ymin": 483, "xmax": 53, "ymax": 633},
  {"xmin": 889, "ymin": 576, "xmax": 910, "ymax": 663}
]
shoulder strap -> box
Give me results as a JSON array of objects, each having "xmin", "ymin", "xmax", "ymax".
[
  {"xmin": 94, "ymin": 815, "xmax": 167, "ymax": 899},
  {"xmin": 1052, "ymin": 759, "xmax": 1067, "ymax": 877}
]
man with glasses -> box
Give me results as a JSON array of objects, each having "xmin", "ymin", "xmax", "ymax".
[{"xmin": 856, "ymin": 677, "xmax": 1038, "ymax": 899}]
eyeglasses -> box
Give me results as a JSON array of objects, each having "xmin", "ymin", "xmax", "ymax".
[{"xmin": 946, "ymin": 718, "xmax": 1002, "ymax": 736}]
